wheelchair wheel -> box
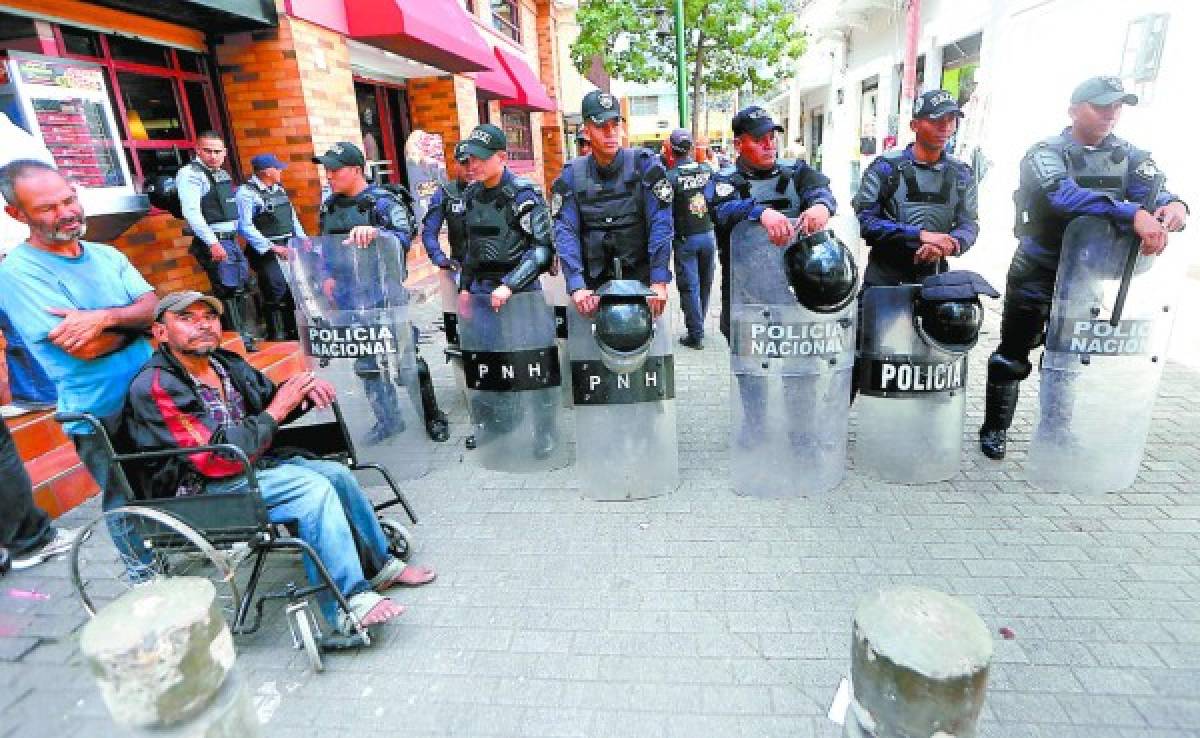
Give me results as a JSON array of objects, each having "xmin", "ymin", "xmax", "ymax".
[
  {"xmin": 378, "ymin": 517, "xmax": 413, "ymax": 561},
  {"xmin": 286, "ymin": 601, "xmax": 324, "ymax": 673},
  {"xmin": 70, "ymin": 506, "xmax": 240, "ymax": 621}
]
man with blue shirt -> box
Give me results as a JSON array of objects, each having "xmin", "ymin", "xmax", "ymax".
[
  {"xmin": 551, "ymin": 89, "xmax": 674, "ymax": 319},
  {"xmin": 0, "ymin": 159, "xmax": 156, "ymax": 515},
  {"xmin": 177, "ymin": 131, "xmax": 256, "ymax": 351},
  {"xmin": 978, "ymin": 76, "xmax": 1188, "ymax": 459},
  {"xmin": 661, "ymin": 128, "xmax": 716, "ymax": 350},
  {"xmin": 235, "ymin": 153, "xmax": 306, "ymax": 341},
  {"xmin": 851, "ymin": 90, "xmax": 978, "ymax": 288}
]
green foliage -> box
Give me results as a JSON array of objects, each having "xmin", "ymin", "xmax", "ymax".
[{"xmin": 571, "ymin": 0, "xmax": 806, "ymax": 96}]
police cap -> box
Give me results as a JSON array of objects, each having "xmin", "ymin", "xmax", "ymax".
[{"xmin": 1071, "ymin": 76, "xmax": 1139, "ymax": 106}]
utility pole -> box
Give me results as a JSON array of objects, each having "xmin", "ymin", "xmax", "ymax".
[{"xmin": 674, "ymin": 0, "xmax": 688, "ymax": 127}]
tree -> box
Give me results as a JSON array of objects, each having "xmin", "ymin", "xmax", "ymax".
[{"xmin": 571, "ymin": 0, "xmax": 806, "ymax": 137}]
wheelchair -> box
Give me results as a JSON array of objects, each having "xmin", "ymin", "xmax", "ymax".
[{"xmin": 59, "ymin": 402, "xmax": 419, "ymax": 673}]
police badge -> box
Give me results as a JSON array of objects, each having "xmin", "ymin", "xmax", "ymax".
[
  {"xmin": 714, "ymin": 181, "xmax": 735, "ymax": 198},
  {"xmin": 1134, "ymin": 158, "xmax": 1160, "ymax": 180},
  {"xmin": 652, "ymin": 178, "xmax": 674, "ymax": 203},
  {"xmin": 688, "ymin": 192, "xmax": 708, "ymax": 217}
]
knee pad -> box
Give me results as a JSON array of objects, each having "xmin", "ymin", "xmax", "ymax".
[{"xmin": 987, "ymin": 352, "xmax": 1032, "ymax": 382}]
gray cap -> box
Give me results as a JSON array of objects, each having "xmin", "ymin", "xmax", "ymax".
[
  {"xmin": 155, "ymin": 291, "xmax": 223, "ymax": 321},
  {"xmin": 1071, "ymin": 76, "xmax": 1139, "ymax": 106}
]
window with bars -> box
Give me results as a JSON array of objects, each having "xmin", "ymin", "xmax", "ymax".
[
  {"xmin": 630, "ymin": 95, "xmax": 659, "ymax": 116},
  {"xmin": 491, "ymin": 0, "xmax": 521, "ymax": 42},
  {"xmin": 54, "ymin": 25, "xmax": 224, "ymax": 188},
  {"xmin": 501, "ymin": 109, "xmax": 533, "ymax": 161}
]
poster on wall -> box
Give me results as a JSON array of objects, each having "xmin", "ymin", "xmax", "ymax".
[{"xmin": 404, "ymin": 129, "xmax": 448, "ymax": 223}]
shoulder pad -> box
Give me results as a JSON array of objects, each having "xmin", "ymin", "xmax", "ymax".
[
  {"xmin": 1026, "ymin": 144, "xmax": 1068, "ymax": 190},
  {"xmin": 793, "ymin": 162, "xmax": 830, "ymax": 191},
  {"xmin": 642, "ymin": 160, "xmax": 668, "ymax": 184},
  {"xmin": 551, "ymin": 172, "xmax": 572, "ymax": 195},
  {"xmin": 1131, "ymin": 155, "xmax": 1162, "ymax": 181}
]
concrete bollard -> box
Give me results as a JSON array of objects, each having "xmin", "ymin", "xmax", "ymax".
[
  {"xmin": 80, "ymin": 577, "xmax": 259, "ymax": 736},
  {"xmin": 843, "ymin": 586, "xmax": 993, "ymax": 738}
]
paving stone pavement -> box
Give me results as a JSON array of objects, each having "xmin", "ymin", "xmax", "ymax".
[{"xmin": 1, "ymin": 249, "xmax": 1198, "ymax": 738}]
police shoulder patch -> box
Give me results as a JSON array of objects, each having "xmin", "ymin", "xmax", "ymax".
[
  {"xmin": 1134, "ymin": 158, "xmax": 1160, "ymax": 180},
  {"xmin": 551, "ymin": 192, "xmax": 564, "ymax": 217},
  {"xmin": 714, "ymin": 181, "xmax": 736, "ymax": 198},
  {"xmin": 652, "ymin": 177, "xmax": 674, "ymax": 203}
]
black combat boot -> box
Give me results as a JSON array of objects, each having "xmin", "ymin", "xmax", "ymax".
[
  {"xmin": 222, "ymin": 296, "xmax": 257, "ymax": 352},
  {"xmin": 416, "ymin": 356, "xmax": 449, "ymax": 442},
  {"xmin": 263, "ymin": 304, "xmax": 288, "ymax": 342},
  {"xmin": 979, "ymin": 381, "xmax": 1020, "ymax": 460}
]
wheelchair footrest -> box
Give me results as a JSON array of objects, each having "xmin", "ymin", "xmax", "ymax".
[{"xmin": 320, "ymin": 631, "xmax": 370, "ymax": 651}]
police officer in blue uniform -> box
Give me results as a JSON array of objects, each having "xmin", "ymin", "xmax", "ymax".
[
  {"xmin": 575, "ymin": 130, "xmax": 591, "ymax": 158},
  {"xmin": 551, "ymin": 90, "xmax": 674, "ymax": 320},
  {"xmin": 662, "ymin": 128, "xmax": 716, "ymax": 349},
  {"xmin": 176, "ymin": 131, "xmax": 257, "ymax": 351},
  {"xmin": 421, "ymin": 141, "xmax": 471, "ymax": 272},
  {"xmin": 314, "ymin": 142, "xmax": 450, "ymax": 445},
  {"xmin": 458, "ymin": 124, "xmax": 559, "ymax": 459},
  {"xmin": 978, "ymin": 77, "xmax": 1188, "ymax": 459},
  {"xmin": 852, "ymin": 90, "xmax": 978, "ymax": 288},
  {"xmin": 235, "ymin": 153, "xmax": 307, "ymax": 341},
  {"xmin": 712, "ymin": 106, "xmax": 836, "ymax": 340}
]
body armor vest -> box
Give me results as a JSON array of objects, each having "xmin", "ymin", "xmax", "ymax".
[
  {"xmin": 319, "ymin": 185, "xmax": 399, "ymax": 235},
  {"xmin": 667, "ymin": 161, "xmax": 714, "ymax": 237},
  {"xmin": 736, "ymin": 163, "xmax": 806, "ymax": 217},
  {"xmin": 441, "ymin": 180, "xmax": 469, "ymax": 260},
  {"xmin": 194, "ymin": 162, "xmax": 238, "ymax": 225},
  {"xmin": 570, "ymin": 150, "xmax": 649, "ymax": 284},
  {"xmin": 1015, "ymin": 134, "xmax": 1131, "ymax": 244},
  {"xmin": 880, "ymin": 152, "xmax": 962, "ymax": 234},
  {"xmin": 247, "ymin": 181, "xmax": 295, "ymax": 241},
  {"xmin": 463, "ymin": 180, "xmax": 533, "ymax": 276}
]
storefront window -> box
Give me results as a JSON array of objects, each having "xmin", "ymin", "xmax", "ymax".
[
  {"xmin": 491, "ymin": 0, "xmax": 521, "ymax": 42},
  {"xmin": 51, "ymin": 24, "xmax": 225, "ymax": 186},
  {"xmin": 501, "ymin": 109, "xmax": 533, "ymax": 161}
]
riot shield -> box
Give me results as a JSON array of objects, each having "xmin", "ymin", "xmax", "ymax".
[
  {"xmin": 854, "ymin": 286, "xmax": 968, "ymax": 483},
  {"xmin": 568, "ymin": 304, "xmax": 679, "ymax": 500},
  {"xmin": 540, "ymin": 270, "xmax": 573, "ymax": 408},
  {"xmin": 1027, "ymin": 216, "xmax": 1183, "ymax": 493},
  {"xmin": 729, "ymin": 222, "xmax": 855, "ymax": 497},
  {"xmin": 457, "ymin": 291, "xmax": 570, "ymax": 472},
  {"xmin": 437, "ymin": 268, "xmax": 473, "ymax": 416},
  {"xmin": 286, "ymin": 234, "xmax": 429, "ymax": 480}
]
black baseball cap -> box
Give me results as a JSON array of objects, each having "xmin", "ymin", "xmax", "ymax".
[
  {"xmin": 912, "ymin": 90, "xmax": 964, "ymax": 120},
  {"xmin": 731, "ymin": 106, "xmax": 783, "ymax": 137},
  {"xmin": 312, "ymin": 142, "xmax": 366, "ymax": 170},
  {"xmin": 462, "ymin": 124, "xmax": 507, "ymax": 160},
  {"xmin": 581, "ymin": 90, "xmax": 622, "ymax": 124},
  {"xmin": 668, "ymin": 128, "xmax": 693, "ymax": 153},
  {"xmin": 1071, "ymin": 76, "xmax": 1139, "ymax": 106}
]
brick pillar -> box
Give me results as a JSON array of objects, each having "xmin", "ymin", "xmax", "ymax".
[
  {"xmin": 215, "ymin": 11, "xmax": 361, "ymax": 237},
  {"xmin": 535, "ymin": 0, "xmax": 565, "ymax": 186}
]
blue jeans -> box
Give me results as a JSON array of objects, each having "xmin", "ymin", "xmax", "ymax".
[
  {"xmin": 207, "ymin": 457, "xmax": 388, "ymax": 624},
  {"xmin": 672, "ymin": 231, "xmax": 716, "ymax": 340}
]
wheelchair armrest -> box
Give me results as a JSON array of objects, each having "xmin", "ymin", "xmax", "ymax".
[
  {"xmin": 112, "ymin": 443, "xmax": 262, "ymax": 494},
  {"xmin": 53, "ymin": 411, "xmax": 106, "ymax": 435}
]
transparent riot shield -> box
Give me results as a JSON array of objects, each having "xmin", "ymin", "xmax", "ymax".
[
  {"xmin": 540, "ymin": 269, "xmax": 573, "ymax": 408},
  {"xmin": 854, "ymin": 286, "xmax": 968, "ymax": 483},
  {"xmin": 829, "ymin": 210, "xmax": 864, "ymax": 266},
  {"xmin": 729, "ymin": 222, "xmax": 855, "ymax": 497},
  {"xmin": 457, "ymin": 291, "xmax": 570, "ymax": 472},
  {"xmin": 286, "ymin": 234, "xmax": 429, "ymax": 480},
  {"xmin": 437, "ymin": 267, "xmax": 472, "ymax": 414},
  {"xmin": 567, "ymin": 304, "xmax": 679, "ymax": 500},
  {"xmin": 1028, "ymin": 216, "xmax": 1184, "ymax": 493}
]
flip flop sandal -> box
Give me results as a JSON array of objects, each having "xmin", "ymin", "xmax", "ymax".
[{"xmin": 338, "ymin": 591, "xmax": 402, "ymax": 633}]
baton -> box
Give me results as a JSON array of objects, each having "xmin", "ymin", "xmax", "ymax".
[{"xmin": 1110, "ymin": 172, "xmax": 1165, "ymax": 326}]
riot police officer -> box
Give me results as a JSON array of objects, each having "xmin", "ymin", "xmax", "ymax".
[
  {"xmin": 314, "ymin": 141, "xmax": 451, "ymax": 444},
  {"xmin": 661, "ymin": 128, "xmax": 716, "ymax": 349},
  {"xmin": 457, "ymin": 124, "xmax": 561, "ymax": 462},
  {"xmin": 575, "ymin": 130, "xmax": 591, "ymax": 159},
  {"xmin": 851, "ymin": 90, "xmax": 979, "ymax": 288},
  {"xmin": 978, "ymin": 76, "xmax": 1188, "ymax": 460},
  {"xmin": 235, "ymin": 153, "xmax": 307, "ymax": 341},
  {"xmin": 551, "ymin": 89, "xmax": 674, "ymax": 319},
  {"xmin": 177, "ymin": 131, "xmax": 256, "ymax": 351},
  {"xmin": 712, "ymin": 106, "xmax": 835, "ymax": 340},
  {"xmin": 422, "ymin": 141, "xmax": 471, "ymax": 271}
]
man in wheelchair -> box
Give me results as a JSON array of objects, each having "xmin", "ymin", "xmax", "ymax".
[{"xmin": 121, "ymin": 291, "xmax": 436, "ymax": 637}]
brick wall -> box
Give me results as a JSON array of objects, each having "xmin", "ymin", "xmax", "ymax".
[
  {"xmin": 534, "ymin": 0, "xmax": 564, "ymax": 187},
  {"xmin": 409, "ymin": 75, "xmax": 478, "ymax": 182},
  {"xmin": 215, "ymin": 13, "xmax": 361, "ymax": 238}
]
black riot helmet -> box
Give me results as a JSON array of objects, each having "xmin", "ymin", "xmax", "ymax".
[
  {"xmin": 783, "ymin": 230, "xmax": 858, "ymax": 313},
  {"xmin": 913, "ymin": 271, "xmax": 999, "ymax": 354},
  {"xmin": 592, "ymin": 272, "xmax": 657, "ymax": 374}
]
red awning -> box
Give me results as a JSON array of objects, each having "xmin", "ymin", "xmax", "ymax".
[
  {"xmin": 473, "ymin": 57, "xmax": 518, "ymax": 100},
  {"xmin": 494, "ymin": 46, "xmax": 557, "ymax": 113},
  {"xmin": 345, "ymin": 0, "xmax": 494, "ymax": 73}
]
